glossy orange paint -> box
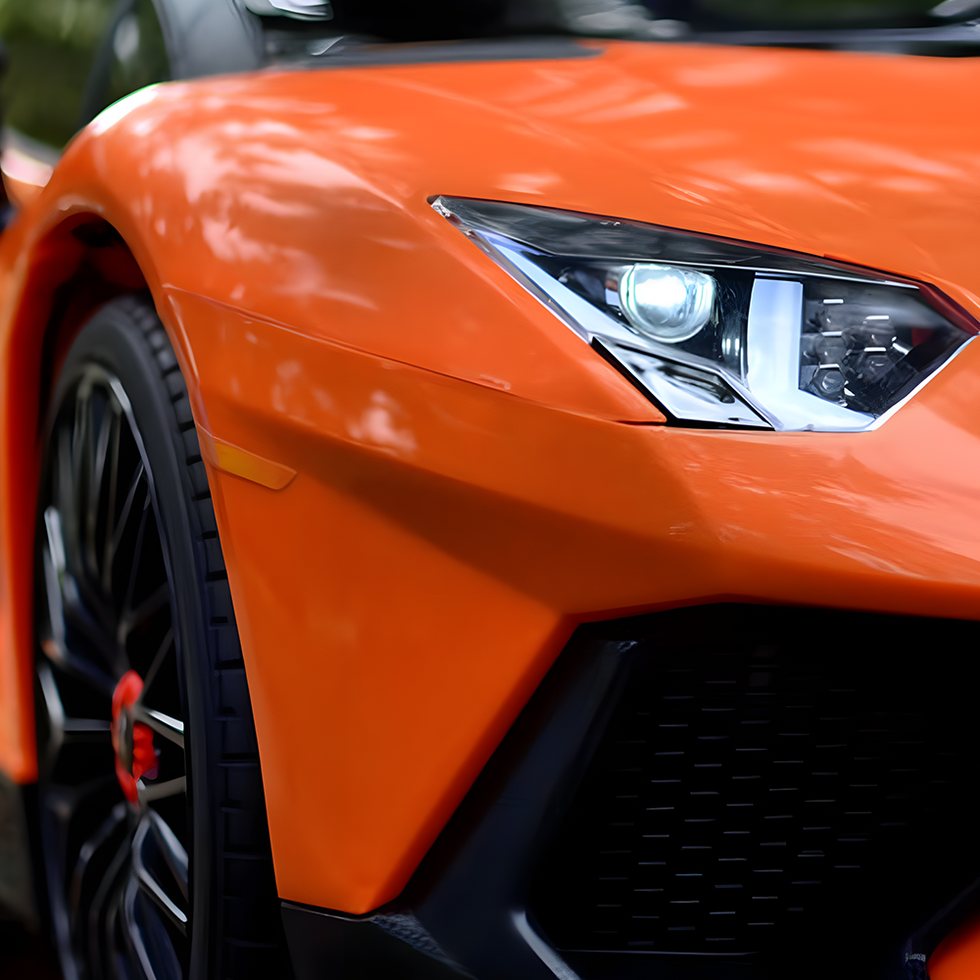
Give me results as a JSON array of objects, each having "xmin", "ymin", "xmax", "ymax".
[
  {"xmin": 2, "ymin": 41, "xmax": 980, "ymax": 914},
  {"xmin": 929, "ymin": 912, "xmax": 980, "ymax": 979}
]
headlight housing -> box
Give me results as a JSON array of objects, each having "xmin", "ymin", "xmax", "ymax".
[{"xmin": 433, "ymin": 197, "xmax": 976, "ymax": 432}]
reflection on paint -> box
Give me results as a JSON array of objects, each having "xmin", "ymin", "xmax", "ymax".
[{"xmin": 347, "ymin": 391, "xmax": 417, "ymax": 458}]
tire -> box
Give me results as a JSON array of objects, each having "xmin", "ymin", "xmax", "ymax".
[{"xmin": 32, "ymin": 296, "xmax": 288, "ymax": 980}]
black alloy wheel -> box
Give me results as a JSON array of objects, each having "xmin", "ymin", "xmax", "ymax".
[{"xmin": 33, "ymin": 297, "xmax": 287, "ymax": 980}]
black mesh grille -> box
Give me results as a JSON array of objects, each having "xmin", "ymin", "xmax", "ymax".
[{"xmin": 529, "ymin": 606, "xmax": 980, "ymax": 977}]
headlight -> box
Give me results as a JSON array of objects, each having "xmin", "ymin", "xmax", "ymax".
[{"xmin": 432, "ymin": 197, "xmax": 976, "ymax": 432}]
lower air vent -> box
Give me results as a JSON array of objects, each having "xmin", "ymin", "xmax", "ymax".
[{"xmin": 528, "ymin": 605, "xmax": 980, "ymax": 977}]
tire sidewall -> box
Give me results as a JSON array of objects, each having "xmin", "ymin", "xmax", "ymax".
[{"xmin": 46, "ymin": 298, "xmax": 217, "ymax": 980}]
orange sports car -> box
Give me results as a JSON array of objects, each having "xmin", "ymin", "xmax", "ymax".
[{"xmin": 1, "ymin": 1, "xmax": 980, "ymax": 978}]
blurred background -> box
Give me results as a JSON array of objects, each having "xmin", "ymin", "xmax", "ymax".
[{"xmin": 0, "ymin": 0, "xmax": 964, "ymax": 154}]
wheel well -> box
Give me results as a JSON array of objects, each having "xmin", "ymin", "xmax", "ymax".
[
  {"xmin": 32, "ymin": 215, "xmax": 149, "ymax": 423},
  {"xmin": 1, "ymin": 212, "xmax": 148, "ymax": 785}
]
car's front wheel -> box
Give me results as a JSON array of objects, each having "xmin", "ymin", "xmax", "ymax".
[{"xmin": 33, "ymin": 296, "xmax": 287, "ymax": 980}]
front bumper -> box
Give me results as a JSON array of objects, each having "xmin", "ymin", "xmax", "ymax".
[{"xmin": 282, "ymin": 603, "xmax": 980, "ymax": 979}]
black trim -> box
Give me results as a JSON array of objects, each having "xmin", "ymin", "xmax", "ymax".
[
  {"xmin": 281, "ymin": 903, "xmax": 473, "ymax": 980},
  {"xmin": 281, "ymin": 624, "xmax": 637, "ymax": 977},
  {"xmin": 264, "ymin": 34, "xmax": 602, "ymax": 69}
]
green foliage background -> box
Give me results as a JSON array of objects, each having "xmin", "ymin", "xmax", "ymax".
[
  {"xmin": 0, "ymin": 0, "xmax": 167, "ymax": 150},
  {"xmin": 0, "ymin": 0, "xmax": 115, "ymax": 148}
]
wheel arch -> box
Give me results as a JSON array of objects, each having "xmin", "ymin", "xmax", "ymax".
[{"xmin": 0, "ymin": 206, "xmax": 197, "ymax": 787}]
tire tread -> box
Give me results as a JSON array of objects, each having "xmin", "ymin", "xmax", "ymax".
[{"xmin": 114, "ymin": 295, "xmax": 289, "ymax": 979}]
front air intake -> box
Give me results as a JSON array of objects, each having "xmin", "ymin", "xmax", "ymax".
[{"xmin": 528, "ymin": 605, "xmax": 980, "ymax": 979}]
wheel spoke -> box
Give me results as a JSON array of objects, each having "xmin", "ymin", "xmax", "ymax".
[
  {"xmin": 78, "ymin": 384, "xmax": 101, "ymax": 584},
  {"xmin": 119, "ymin": 582, "xmax": 170, "ymax": 645},
  {"xmin": 58, "ymin": 414, "xmax": 112, "ymax": 631},
  {"xmin": 139, "ymin": 628, "xmax": 174, "ymax": 700},
  {"xmin": 135, "ymin": 862, "xmax": 187, "ymax": 932},
  {"xmin": 44, "ymin": 501, "xmax": 120, "ymax": 689},
  {"xmin": 100, "ymin": 404, "xmax": 123, "ymax": 594},
  {"xmin": 124, "ymin": 875, "xmax": 182, "ymax": 980},
  {"xmin": 103, "ymin": 455, "xmax": 142, "ymax": 597},
  {"xmin": 69, "ymin": 389, "xmax": 89, "ymax": 580},
  {"xmin": 119, "ymin": 496, "xmax": 151, "ymax": 640},
  {"xmin": 147, "ymin": 811, "xmax": 188, "ymax": 905},
  {"xmin": 40, "ymin": 517, "xmax": 68, "ymax": 653},
  {"xmin": 137, "ymin": 777, "xmax": 187, "ymax": 806},
  {"xmin": 90, "ymin": 826, "xmax": 135, "ymax": 980},
  {"xmin": 38, "ymin": 659, "xmax": 111, "ymax": 758},
  {"xmin": 63, "ymin": 718, "xmax": 113, "ymax": 742},
  {"xmin": 69, "ymin": 802, "xmax": 129, "ymax": 920},
  {"xmin": 87, "ymin": 394, "xmax": 116, "ymax": 587},
  {"xmin": 36, "ymin": 660, "xmax": 66, "ymax": 767},
  {"xmin": 63, "ymin": 579, "xmax": 128, "ymax": 676},
  {"xmin": 132, "ymin": 814, "xmax": 188, "ymax": 931},
  {"xmin": 55, "ymin": 425, "xmax": 78, "ymax": 579},
  {"xmin": 44, "ymin": 505, "xmax": 68, "ymax": 577},
  {"xmin": 39, "ymin": 361, "xmax": 192, "ymax": 980},
  {"xmin": 132, "ymin": 705, "xmax": 184, "ymax": 749},
  {"xmin": 40, "ymin": 614, "xmax": 117, "ymax": 699}
]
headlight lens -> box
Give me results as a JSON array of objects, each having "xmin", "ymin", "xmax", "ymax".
[
  {"xmin": 619, "ymin": 264, "xmax": 716, "ymax": 343},
  {"xmin": 433, "ymin": 197, "xmax": 976, "ymax": 432}
]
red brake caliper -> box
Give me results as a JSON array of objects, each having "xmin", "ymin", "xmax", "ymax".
[{"xmin": 111, "ymin": 670, "xmax": 159, "ymax": 803}]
